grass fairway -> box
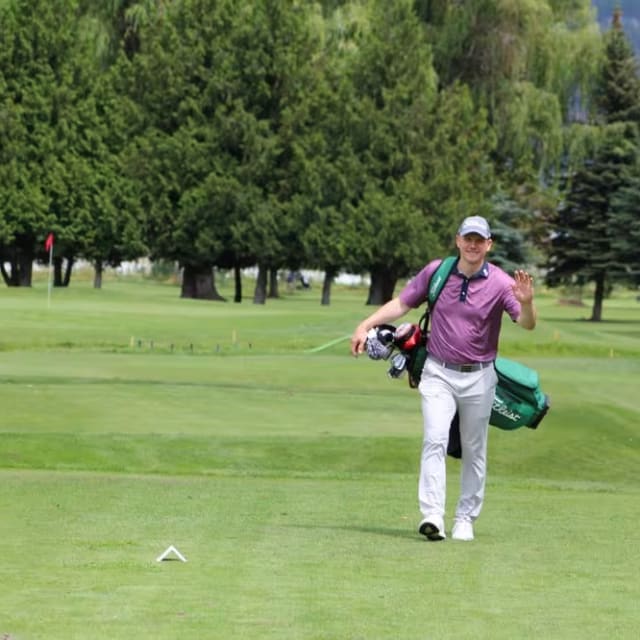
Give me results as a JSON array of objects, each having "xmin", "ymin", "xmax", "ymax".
[{"xmin": 1, "ymin": 275, "xmax": 639, "ymax": 639}]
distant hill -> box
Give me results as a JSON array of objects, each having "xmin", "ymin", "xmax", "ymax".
[{"xmin": 593, "ymin": 0, "xmax": 640, "ymax": 55}]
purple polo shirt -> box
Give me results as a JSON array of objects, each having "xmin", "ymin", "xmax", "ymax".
[{"xmin": 399, "ymin": 259, "xmax": 521, "ymax": 364}]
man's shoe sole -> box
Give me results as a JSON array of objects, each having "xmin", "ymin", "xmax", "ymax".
[{"xmin": 418, "ymin": 521, "xmax": 445, "ymax": 541}]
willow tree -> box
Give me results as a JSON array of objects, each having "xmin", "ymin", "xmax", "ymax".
[
  {"xmin": 415, "ymin": 0, "xmax": 603, "ymax": 207},
  {"xmin": 78, "ymin": 0, "xmax": 167, "ymax": 63}
]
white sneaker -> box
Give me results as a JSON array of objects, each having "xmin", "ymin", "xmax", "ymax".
[
  {"xmin": 451, "ymin": 520, "xmax": 474, "ymax": 541},
  {"xmin": 418, "ymin": 516, "xmax": 446, "ymax": 541}
]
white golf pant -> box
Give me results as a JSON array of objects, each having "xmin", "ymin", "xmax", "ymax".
[{"xmin": 417, "ymin": 357, "xmax": 498, "ymax": 523}]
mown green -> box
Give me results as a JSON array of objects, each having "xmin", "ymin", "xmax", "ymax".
[{"xmin": 1, "ymin": 275, "xmax": 639, "ymax": 639}]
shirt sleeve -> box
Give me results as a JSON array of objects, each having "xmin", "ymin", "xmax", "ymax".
[{"xmin": 398, "ymin": 260, "xmax": 440, "ymax": 309}]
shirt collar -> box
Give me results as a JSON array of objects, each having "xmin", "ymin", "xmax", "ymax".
[{"xmin": 454, "ymin": 261, "xmax": 490, "ymax": 280}]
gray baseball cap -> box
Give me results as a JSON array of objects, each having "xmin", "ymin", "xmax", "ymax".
[{"xmin": 457, "ymin": 215, "xmax": 491, "ymax": 238}]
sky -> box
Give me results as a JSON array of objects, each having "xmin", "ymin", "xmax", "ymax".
[{"xmin": 593, "ymin": 0, "xmax": 640, "ymax": 54}]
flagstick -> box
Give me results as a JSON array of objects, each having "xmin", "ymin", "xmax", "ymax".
[{"xmin": 47, "ymin": 243, "xmax": 53, "ymax": 309}]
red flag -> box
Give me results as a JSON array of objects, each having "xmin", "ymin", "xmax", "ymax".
[{"xmin": 45, "ymin": 233, "xmax": 54, "ymax": 252}]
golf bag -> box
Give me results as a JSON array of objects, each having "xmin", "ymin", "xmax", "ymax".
[
  {"xmin": 490, "ymin": 357, "xmax": 550, "ymax": 430},
  {"xmin": 445, "ymin": 358, "xmax": 550, "ymax": 458}
]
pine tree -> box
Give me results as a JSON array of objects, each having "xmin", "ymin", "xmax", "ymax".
[
  {"xmin": 609, "ymin": 161, "xmax": 640, "ymax": 285},
  {"xmin": 595, "ymin": 7, "xmax": 640, "ymax": 125},
  {"xmin": 547, "ymin": 123, "xmax": 637, "ymax": 320}
]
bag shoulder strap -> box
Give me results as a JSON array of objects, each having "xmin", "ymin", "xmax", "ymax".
[
  {"xmin": 427, "ymin": 255, "xmax": 458, "ymax": 309},
  {"xmin": 416, "ymin": 255, "xmax": 458, "ymax": 335},
  {"xmin": 408, "ymin": 256, "xmax": 456, "ymax": 389}
]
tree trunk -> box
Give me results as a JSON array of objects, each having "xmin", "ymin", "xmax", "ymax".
[
  {"xmin": 590, "ymin": 271, "xmax": 605, "ymax": 322},
  {"xmin": 268, "ymin": 267, "xmax": 279, "ymax": 298},
  {"xmin": 18, "ymin": 253, "xmax": 32, "ymax": 286},
  {"xmin": 181, "ymin": 264, "xmax": 225, "ymax": 300},
  {"xmin": 253, "ymin": 264, "xmax": 268, "ymax": 304},
  {"xmin": 2, "ymin": 247, "xmax": 33, "ymax": 286},
  {"xmin": 94, "ymin": 261, "xmax": 103, "ymax": 289},
  {"xmin": 63, "ymin": 257, "xmax": 74, "ymax": 286},
  {"xmin": 321, "ymin": 268, "xmax": 336, "ymax": 306},
  {"xmin": 366, "ymin": 266, "xmax": 397, "ymax": 305},
  {"xmin": 53, "ymin": 256, "xmax": 64, "ymax": 286},
  {"xmin": 53, "ymin": 257, "xmax": 74, "ymax": 287},
  {"xmin": 19, "ymin": 254, "xmax": 32, "ymax": 286},
  {"xmin": 233, "ymin": 265, "xmax": 242, "ymax": 303},
  {"xmin": 0, "ymin": 261, "xmax": 11, "ymax": 286}
]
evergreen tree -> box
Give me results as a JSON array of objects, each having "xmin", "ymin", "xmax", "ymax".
[
  {"xmin": 126, "ymin": 0, "xmax": 243, "ymax": 301},
  {"xmin": 0, "ymin": 0, "xmax": 145, "ymax": 288},
  {"xmin": 609, "ymin": 158, "xmax": 640, "ymax": 285},
  {"xmin": 0, "ymin": 0, "xmax": 88, "ymax": 286},
  {"xmin": 595, "ymin": 6, "xmax": 640, "ymax": 125},
  {"xmin": 546, "ymin": 122, "xmax": 638, "ymax": 320},
  {"xmin": 294, "ymin": 19, "xmax": 362, "ymax": 306},
  {"xmin": 486, "ymin": 191, "xmax": 531, "ymax": 274},
  {"xmin": 343, "ymin": 0, "xmax": 445, "ymax": 305},
  {"xmin": 127, "ymin": 0, "xmax": 324, "ymax": 302},
  {"xmin": 231, "ymin": 0, "xmax": 325, "ymax": 305}
]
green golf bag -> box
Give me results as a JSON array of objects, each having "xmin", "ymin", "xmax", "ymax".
[{"xmin": 490, "ymin": 357, "xmax": 550, "ymax": 431}]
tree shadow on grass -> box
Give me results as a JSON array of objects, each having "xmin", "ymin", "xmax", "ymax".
[
  {"xmin": 542, "ymin": 317, "xmax": 640, "ymax": 324},
  {"xmin": 287, "ymin": 523, "xmax": 421, "ymax": 542}
]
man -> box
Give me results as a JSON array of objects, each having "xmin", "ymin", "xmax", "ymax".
[{"xmin": 350, "ymin": 215, "xmax": 536, "ymax": 541}]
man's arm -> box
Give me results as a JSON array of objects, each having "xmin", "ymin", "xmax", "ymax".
[
  {"xmin": 350, "ymin": 297, "xmax": 412, "ymax": 356},
  {"xmin": 517, "ymin": 300, "xmax": 537, "ymax": 330}
]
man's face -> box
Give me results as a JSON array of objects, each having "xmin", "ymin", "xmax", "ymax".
[{"xmin": 455, "ymin": 233, "xmax": 492, "ymax": 265}]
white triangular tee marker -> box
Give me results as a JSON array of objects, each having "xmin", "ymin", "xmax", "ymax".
[{"xmin": 156, "ymin": 544, "xmax": 187, "ymax": 562}]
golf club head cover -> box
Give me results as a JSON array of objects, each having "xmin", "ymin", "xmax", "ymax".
[
  {"xmin": 365, "ymin": 324, "xmax": 396, "ymax": 360},
  {"xmin": 393, "ymin": 322, "xmax": 422, "ymax": 352}
]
